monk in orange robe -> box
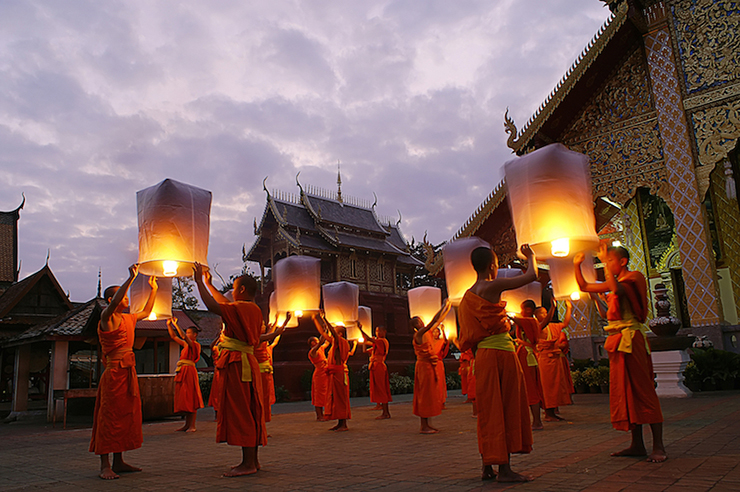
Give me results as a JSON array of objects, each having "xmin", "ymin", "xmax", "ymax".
[
  {"xmin": 359, "ymin": 325, "xmax": 392, "ymax": 419},
  {"xmin": 308, "ymin": 336, "xmax": 330, "ymax": 420},
  {"xmin": 167, "ymin": 317, "xmax": 204, "ymax": 432},
  {"xmin": 208, "ymin": 336, "xmax": 222, "ymax": 420},
  {"xmin": 459, "ymin": 348, "xmax": 473, "ymax": 402},
  {"xmin": 313, "ymin": 313, "xmax": 352, "ymax": 431},
  {"xmin": 575, "ymin": 243, "xmax": 666, "ymax": 463},
  {"xmin": 432, "ymin": 327, "xmax": 449, "ymax": 409},
  {"xmin": 89, "ymin": 265, "xmax": 157, "ymax": 480},
  {"xmin": 255, "ymin": 327, "xmax": 281, "ymax": 424},
  {"xmin": 195, "ymin": 265, "xmax": 285, "ymax": 477},
  {"xmin": 535, "ymin": 300, "xmax": 573, "ymax": 421},
  {"xmin": 512, "ymin": 299, "xmax": 550, "ymax": 430},
  {"xmin": 459, "ymin": 245, "xmax": 537, "ymax": 482},
  {"xmin": 411, "ymin": 301, "xmax": 452, "ymax": 434}
]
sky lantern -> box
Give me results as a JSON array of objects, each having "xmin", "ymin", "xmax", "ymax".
[
  {"xmin": 137, "ymin": 179, "xmax": 212, "ymax": 278},
  {"xmin": 442, "ymin": 307, "xmax": 458, "ymax": 341},
  {"xmin": 443, "ymin": 236, "xmax": 491, "ymax": 305},
  {"xmin": 504, "ymin": 143, "xmax": 599, "ymax": 260},
  {"xmin": 274, "ymin": 256, "xmax": 321, "ymax": 315},
  {"xmin": 129, "ymin": 274, "xmax": 173, "ymax": 321},
  {"xmin": 547, "ymin": 254, "xmax": 597, "ymax": 301},
  {"xmin": 497, "ymin": 268, "xmax": 542, "ymax": 316},
  {"xmin": 352, "ymin": 306, "xmax": 372, "ymax": 342},
  {"xmin": 408, "ymin": 286, "xmax": 442, "ymax": 326},
  {"xmin": 268, "ymin": 292, "xmax": 298, "ymax": 328},
  {"xmin": 322, "ymin": 281, "xmax": 359, "ymax": 329}
]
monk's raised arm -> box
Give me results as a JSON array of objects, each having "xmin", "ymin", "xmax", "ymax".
[
  {"xmin": 167, "ymin": 318, "xmax": 188, "ymax": 348},
  {"xmin": 204, "ymin": 270, "xmax": 231, "ymax": 304},
  {"xmin": 134, "ymin": 275, "xmax": 158, "ymax": 321},
  {"xmin": 194, "ymin": 262, "xmax": 223, "ymax": 316},
  {"xmin": 102, "ymin": 264, "xmax": 138, "ymax": 322}
]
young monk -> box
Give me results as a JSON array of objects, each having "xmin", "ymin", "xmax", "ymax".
[
  {"xmin": 89, "ymin": 265, "xmax": 157, "ymax": 480},
  {"xmin": 432, "ymin": 327, "xmax": 449, "ymax": 409},
  {"xmin": 208, "ymin": 335, "xmax": 222, "ymax": 421},
  {"xmin": 575, "ymin": 244, "xmax": 666, "ymax": 463},
  {"xmin": 511, "ymin": 300, "xmax": 549, "ymax": 430},
  {"xmin": 308, "ymin": 336, "xmax": 330, "ymax": 421},
  {"xmin": 411, "ymin": 300, "xmax": 453, "ymax": 434},
  {"xmin": 458, "ymin": 245, "xmax": 537, "ymax": 482},
  {"xmin": 535, "ymin": 300, "xmax": 573, "ymax": 421},
  {"xmin": 459, "ymin": 348, "xmax": 473, "ymax": 403},
  {"xmin": 256, "ymin": 323, "xmax": 283, "ymax": 425},
  {"xmin": 313, "ymin": 314, "xmax": 351, "ymax": 431},
  {"xmin": 194, "ymin": 264, "xmax": 285, "ymax": 477},
  {"xmin": 359, "ymin": 325, "xmax": 392, "ymax": 419},
  {"xmin": 167, "ymin": 317, "xmax": 204, "ymax": 432}
]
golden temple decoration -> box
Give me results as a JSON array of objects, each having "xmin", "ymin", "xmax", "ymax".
[
  {"xmin": 710, "ymin": 165, "xmax": 740, "ymax": 319},
  {"xmin": 683, "ymin": 83, "xmax": 740, "ymax": 111},
  {"xmin": 691, "ymin": 97, "xmax": 740, "ymax": 169},
  {"xmin": 656, "ymin": 234, "xmax": 680, "ymax": 273}
]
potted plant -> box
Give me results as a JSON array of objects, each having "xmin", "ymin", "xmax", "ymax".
[
  {"xmin": 582, "ymin": 367, "xmax": 601, "ymax": 393},
  {"xmin": 683, "ymin": 361, "xmax": 701, "ymax": 392},
  {"xmin": 571, "ymin": 370, "xmax": 587, "ymax": 394}
]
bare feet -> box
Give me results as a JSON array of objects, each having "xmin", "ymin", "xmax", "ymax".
[
  {"xmin": 611, "ymin": 445, "xmax": 647, "ymax": 457},
  {"xmin": 497, "ymin": 464, "xmax": 532, "ymax": 483},
  {"xmin": 420, "ymin": 428, "xmax": 439, "ymax": 434},
  {"xmin": 176, "ymin": 425, "xmax": 187, "ymax": 432},
  {"xmin": 647, "ymin": 449, "xmax": 667, "ymax": 463},
  {"xmin": 373, "ymin": 404, "xmax": 382, "ymax": 410},
  {"xmin": 99, "ymin": 467, "xmax": 119, "ymax": 480},
  {"xmin": 375, "ymin": 414, "xmax": 391, "ymax": 420},
  {"xmin": 532, "ymin": 423, "xmax": 544, "ymax": 431},
  {"xmin": 481, "ymin": 465, "xmax": 497, "ymax": 481},
  {"xmin": 111, "ymin": 462, "xmax": 141, "ymax": 473},
  {"xmin": 543, "ymin": 415, "xmax": 565, "ymax": 422},
  {"xmin": 186, "ymin": 427, "xmax": 197, "ymax": 433},
  {"xmin": 223, "ymin": 464, "xmax": 258, "ymax": 477}
]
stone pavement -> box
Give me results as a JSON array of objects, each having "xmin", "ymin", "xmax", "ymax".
[{"xmin": 1, "ymin": 391, "xmax": 739, "ymax": 491}]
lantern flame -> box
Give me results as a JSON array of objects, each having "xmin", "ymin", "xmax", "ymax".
[
  {"xmin": 335, "ymin": 321, "xmax": 345, "ymax": 327},
  {"xmin": 295, "ymin": 310, "xmax": 303, "ymax": 318},
  {"xmin": 148, "ymin": 312, "xmax": 157, "ymax": 321},
  {"xmin": 612, "ymin": 240, "xmax": 622, "ymax": 247},
  {"xmin": 162, "ymin": 261, "xmax": 179, "ymax": 277},
  {"xmin": 358, "ymin": 336, "xmax": 364, "ymax": 343},
  {"xmin": 551, "ymin": 238, "xmax": 570, "ymax": 257},
  {"xmin": 570, "ymin": 292, "xmax": 581, "ymax": 301}
]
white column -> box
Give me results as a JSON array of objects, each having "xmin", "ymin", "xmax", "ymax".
[
  {"xmin": 652, "ymin": 350, "xmax": 692, "ymax": 398},
  {"xmin": 47, "ymin": 341, "xmax": 69, "ymax": 421}
]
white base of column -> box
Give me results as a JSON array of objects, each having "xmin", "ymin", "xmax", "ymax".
[{"xmin": 652, "ymin": 349, "xmax": 692, "ymax": 398}]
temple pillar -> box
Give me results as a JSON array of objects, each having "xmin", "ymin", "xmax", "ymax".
[
  {"xmin": 47, "ymin": 341, "xmax": 69, "ymax": 421},
  {"xmin": 12, "ymin": 344, "xmax": 30, "ymax": 413},
  {"xmin": 642, "ymin": 4, "xmax": 723, "ymax": 326}
]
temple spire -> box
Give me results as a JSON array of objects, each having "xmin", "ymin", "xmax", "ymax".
[
  {"xmin": 97, "ymin": 268, "xmax": 102, "ymax": 298},
  {"xmin": 336, "ymin": 160, "xmax": 343, "ymax": 203}
]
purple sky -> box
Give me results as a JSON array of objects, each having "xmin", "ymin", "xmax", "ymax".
[{"xmin": 0, "ymin": 0, "xmax": 610, "ymax": 302}]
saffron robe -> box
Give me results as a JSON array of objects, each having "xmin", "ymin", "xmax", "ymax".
[
  {"xmin": 606, "ymin": 272, "xmax": 663, "ymax": 431},
  {"xmin": 89, "ymin": 313, "xmax": 143, "ymax": 455},
  {"xmin": 433, "ymin": 337, "xmax": 449, "ymax": 405},
  {"xmin": 256, "ymin": 342, "xmax": 275, "ymax": 423},
  {"xmin": 174, "ymin": 341, "xmax": 204, "ymax": 413},
  {"xmin": 560, "ymin": 337, "xmax": 575, "ymax": 394},
  {"xmin": 514, "ymin": 317, "xmax": 544, "ymax": 407},
  {"xmin": 208, "ymin": 347, "xmax": 221, "ymax": 411},
  {"xmin": 536, "ymin": 323, "xmax": 572, "ymax": 409},
  {"xmin": 459, "ymin": 349, "xmax": 473, "ymax": 397},
  {"xmin": 412, "ymin": 332, "xmax": 442, "ymax": 418},
  {"xmin": 216, "ymin": 301, "xmax": 266, "ymax": 447},
  {"xmin": 308, "ymin": 346, "xmax": 329, "ymax": 408},
  {"xmin": 368, "ymin": 338, "xmax": 392, "ymax": 404},
  {"xmin": 459, "ymin": 292, "xmax": 532, "ymax": 466},
  {"xmin": 326, "ymin": 337, "xmax": 351, "ymax": 420}
]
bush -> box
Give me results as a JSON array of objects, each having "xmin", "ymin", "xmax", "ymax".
[
  {"xmin": 198, "ymin": 371, "xmax": 213, "ymax": 403},
  {"xmin": 446, "ymin": 372, "xmax": 461, "ymax": 390},
  {"xmin": 596, "ymin": 366, "xmax": 610, "ymax": 386},
  {"xmin": 389, "ymin": 373, "xmax": 414, "ymax": 395},
  {"xmin": 275, "ymin": 385, "xmax": 290, "ymax": 403},
  {"xmin": 300, "ymin": 369, "xmax": 313, "ymax": 394},
  {"xmin": 571, "ymin": 370, "xmax": 584, "ymax": 387},
  {"xmin": 572, "ymin": 358, "xmax": 596, "ymax": 372},
  {"xmin": 349, "ymin": 364, "xmax": 370, "ymax": 397},
  {"xmin": 582, "ymin": 367, "xmax": 600, "ymax": 387},
  {"xmin": 597, "ymin": 358, "xmax": 610, "ymax": 368},
  {"xmin": 405, "ymin": 363, "xmax": 416, "ymax": 379},
  {"xmin": 687, "ymin": 348, "xmax": 740, "ymax": 391}
]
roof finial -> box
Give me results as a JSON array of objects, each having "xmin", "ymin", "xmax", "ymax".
[
  {"xmin": 336, "ymin": 160, "xmax": 343, "ymax": 203},
  {"xmin": 45, "ymin": 249, "xmax": 50, "ymax": 266},
  {"xmin": 97, "ymin": 268, "xmax": 102, "ymax": 298}
]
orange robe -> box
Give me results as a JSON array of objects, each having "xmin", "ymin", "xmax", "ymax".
[
  {"xmin": 459, "ymin": 292, "xmax": 532, "ymax": 466},
  {"xmin": 255, "ymin": 342, "xmax": 275, "ymax": 423},
  {"xmin": 467, "ymin": 356, "xmax": 477, "ymax": 401},
  {"xmin": 433, "ymin": 338, "xmax": 449, "ymax": 405},
  {"xmin": 326, "ymin": 337, "xmax": 351, "ymax": 420},
  {"xmin": 174, "ymin": 341, "xmax": 204, "ymax": 413},
  {"xmin": 208, "ymin": 347, "xmax": 221, "ymax": 411},
  {"xmin": 308, "ymin": 346, "xmax": 329, "ymax": 408},
  {"xmin": 514, "ymin": 317, "xmax": 543, "ymax": 407},
  {"xmin": 216, "ymin": 301, "xmax": 266, "ymax": 447},
  {"xmin": 459, "ymin": 349, "xmax": 473, "ymax": 397},
  {"xmin": 606, "ymin": 272, "xmax": 663, "ymax": 431},
  {"xmin": 561, "ymin": 338, "xmax": 575, "ymax": 394},
  {"xmin": 536, "ymin": 323, "xmax": 572, "ymax": 409},
  {"xmin": 412, "ymin": 332, "xmax": 442, "ymax": 418},
  {"xmin": 89, "ymin": 313, "xmax": 143, "ymax": 455},
  {"xmin": 369, "ymin": 338, "xmax": 392, "ymax": 404}
]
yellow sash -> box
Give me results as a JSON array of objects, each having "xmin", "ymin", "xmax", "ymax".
[
  {"xmin": 477, "ymin": 333, "xmax": 516, "ymax": 352},
  {"xmin": 175, "ymin": 359, "xmax": 196, "ymax": 372},
  {"xmin": 218, "ymin": 335, "xmax": 255, "ymax": 382},
  {"xmin": 259, "ymin": 361, "xmax": 273, "ymax": 374},
  {"xmin": 605, "ymin": 319, "xmax": 651, "ymax": 354}
]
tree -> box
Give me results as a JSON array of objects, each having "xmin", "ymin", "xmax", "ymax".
[
  {"xmin": 172, "ymin": 276, "xmax": 200, "ymax": 310},
  {"xmin": 397, "ymin": 237, "xmax": 447, "ymax": 293}
]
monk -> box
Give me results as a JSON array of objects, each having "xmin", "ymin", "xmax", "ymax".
[
  {"xmin": 313, "ymin": 313, "xmax": 351, "ymax": 431},
  {"xmin": 535, "ymin": 300, "xmax": 573, "ymax": 421},
  {"xmin": 575, "ymin": 244, "xmax": 666, "ymax": 463},
  {"xmin": 256, "ymin": 322, "xmax": 283, "ymax": 425},
  {"xmin": 432, "ymin": 327, "xmax": 449, "ymax": 409},
  {"xmin": 208, "ymin": 334, "xmax": 222, "ymax": 420},
  {"xmin": 89, "ymin": 264, "xmax": 157, "ymax": 480},
  {"xmin": 194, "ymin": 264, "xmax": 285, "ymax": 477},
  {"xmin": 411, "ymin": 300, "xmax": 452, "ymax": 434},
  {"xmin": 359, "ymin": 325, "xmax": 392, "ymax": 419},
  {"xmin": 458, "ymin": 245, "xmax": 537, "ymax": 482},
  {"xmin": 459, "ymin": 348, "xmax": 473, "ymax": 403},
  {"xmin": 512, "ymin": 300, "xmax": 550, "ymax": 430},
  {"xmin": 167, "ymin": 317, "xmax": 204, "ymax": 432},
  {"xmin": 308, "ymin": 336, "xmax": 330, "ymax": 421}
]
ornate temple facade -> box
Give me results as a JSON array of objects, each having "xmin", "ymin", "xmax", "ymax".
[{"xmin": 428, "ymin": 0, "xmax": 740, "ymax": 359}]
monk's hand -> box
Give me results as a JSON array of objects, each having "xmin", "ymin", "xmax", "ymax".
[
  {"xmin": 203, "ymin": 268, "xmax": 213, "ymax": 286},
  {"xmin": 520, "ymin": 243, "xmax": 534, "ymax": 259},
  {"xmin": 148, "ymin": 275, "xmax": 158, "ymax": 290},
  {"xmin": 565, "ymin": 299, "xmax": 573, "ymax": 308},
  {"xmin": 128, "ymin": 263, "xmax": 139, "ymax": 279},
  {"xmin": 597, "ymin": 240, "xmax": 609, "ymax": 262},
  {"xmin": 573, "ymin": 252, "xmax": 585, "ymax": 266},
  {"xmin": 193, "ymin": 262, "xmax": 204, "ymax": 280}
]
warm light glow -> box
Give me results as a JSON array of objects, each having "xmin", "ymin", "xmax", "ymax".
[
  {"xmin": 295, "ymin": 310, "xmax": 303, "ymax": 318},
  {"xmin": 148, "ymin": 312, "xmax": 157, "ymax": 321},
  {"xmin": 570, "ymin": 292, "xmax": 581, "ymax": 301},
  {"xmin": 335, "ymin": 321, "xmax": 345, "ymax": 327},
  {"xmin": 162, "ymin": 261, "xmax": 179, "ymax": 277},
  {"xmin": 612, "ymin": 240, "xmax": 622, "ymax": 247},
  {"xmin": 498, "ymin": 268, "xmax": 542, "ymax": 315},
  {"xmin": 358, "ymin": 337, "xmax": 365, "ymax": 343},
  {"xmin": 551, "ymin": 238, "xmax": 570, "ymax": 257},
  {"xmin": 408, "ymin": 286, "xmax": 442, "ymax": 326},
  {"xmin": 323, "ymin": 282, "xmax": 359, "ymax": 327},
  {"xmin": 130, "ymin": 274, "xmax": 173, "ymax": 321},
  {"xmin": 443, "ymin": 237, "xmax": 491, "ymax": 306},
  {"xmin": 275, "ymin": 256, "xmax": 321, "ymax": 313}
]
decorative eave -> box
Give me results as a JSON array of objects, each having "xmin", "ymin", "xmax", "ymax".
[
  {"xmin": 277, "ymin": 224, "xmax": 301, "ymax": 249},
  {"xmin": 505, "ymin": 3, "xmax": 628, "ymax": 153}
]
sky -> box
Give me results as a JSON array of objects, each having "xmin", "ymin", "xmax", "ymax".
[{"xmin": 0, "ymin": 0, "xmax": 611, "ymax": 302}]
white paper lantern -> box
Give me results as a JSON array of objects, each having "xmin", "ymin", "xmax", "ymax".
[
  {"xmin": 347, "ymin": 305, "xmax": 371, "ymax": 341},
  {"xmin": 441, "ymin": 307, "xmax": 458, "ymax": 340},
  {"xmin": 497, "ymin": 268, "xmax": 542, "ymax": 315},
  {"xmin": 408, "ymin": 286, "xmax": 442, "ymax": 326},
  {"xmin": 269, "ymin": 292, "xmax": 298, "ymax": 328},
  {"xmin": 323, "ymin": 281, "xmax": 359, "ymax": 327},
  {"xmin": 547, "ymin": 254, "xmax": 597, "ymax": 301},
  {"xmin": 137, "ymin": 179, "xmax": 212, "ymax": 277},
  {"xmin": 504, "ymin": 144, "xmax": 599, "ymax": 260},
  {"xmin": 274, "ymin": 256, "xmax": 321, "ymax": 314},
  {"xmin": 443, "ymin": 237, "xmax": 491, "ymax": 305},
  {"xmin": 129, "ymin": 275, "xmax": 173, "ymax": 321}
]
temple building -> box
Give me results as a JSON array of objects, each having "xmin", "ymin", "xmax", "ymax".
[{"xmin": 427, "ymin": 0, "xmax": 740, "ymax": 359}]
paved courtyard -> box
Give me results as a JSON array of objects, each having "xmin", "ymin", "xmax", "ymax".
[{"xmin": 1, "ymin": 390, "xmax": 739, "ymax": 491}]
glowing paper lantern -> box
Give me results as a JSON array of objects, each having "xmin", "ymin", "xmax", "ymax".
[
  {"xmin": 274, "ymin": 256, "xmax": 321, "ymax": 314},
  {"xmin": 323, "ymin": 282, "xmax": 359, "ymax": 328},
  {"xmin": 441, "ymin": 307, "xmax": 458, "ymax": 340},
  {"xmin": 129, "ymin": 275, "xmax": 173, "ymax": 321},
  {"xmin": 547, "ymin": 254, "xmax": 597, "ymax": 301},
  {"xmin": 408, "ymin": 286, "xmax": 442, "ymax": 326},
  {"xmin": 355, "ymin": 306, "xmax": 372, "ymax": 342},
  {"xmin": 504, "ymin": 143, "xmax": 599, "ymax": 260},
  {"xmin": 137, "ymin": 179, "xmax": 212, "ymax": 277},
  {"xmin": 497, "ymin": 268, "xmax": 542, "ymax": 315},
  {"xmin": 268, "ymin": 292, "xmax": 298, "ymax": 328},
  {"xmin": 443, "ymin": 237, "xmax": 491, "ymax": 305}
]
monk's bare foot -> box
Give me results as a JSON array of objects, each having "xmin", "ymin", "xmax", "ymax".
[
  {"xmin": 99, "ymin": 467, "xmax": 119, "ymax": 480},
  {"xmin": 186, "ymin": 427, "xmax": 197, "ymax": 433},
  {"xmin": 334, "ymin": 426, "xmax": 349, "ymax": 432},
  {"xmin": 375, "ymin": 414, "xmax": 391, "ymax": 420},
  {"xmin": 543, "ymin": 415, "xmax": 565, "ymax": 422},
  {"xmin": 111, "ymin": 462, "xmax": 141, "ymax": 473},
  {"xmin": 223, "ymin": 464, "xmax": 258, "ymax": 477},
  {"xmin": 611, "ymin": 445, "xmax": 647, "ymax": 457},
  {"xmin": 329, "ymin": 424, "xmax": 340, "ymax": 431},
  {"xmin": 420, "ymin": 426, "xmax": 439, "ymax": 434},
  {"xmin": 647, "ymin": 449, "xmax": 667, "ymax": 463},
  {"xmin": 318, "ymin": 417, "xmax": 331, "ymax": 421},
  {"xmin": 373, "ymin": 404, "xmax": 382, "ymax": 410},
  {"xmin": 532, "ymin": 423, "xmax": 544, "ymax": 431},
  {"xmin": 497, "ymin": 470, "xmax": 532, "ymax": 483},
  {"xmin": 481, "ymin": 465, "xmax": 497, "ymax": 481},
  {"xmin": 176, "ymin": 425, "xmax": 187, "ymax": 432}
]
